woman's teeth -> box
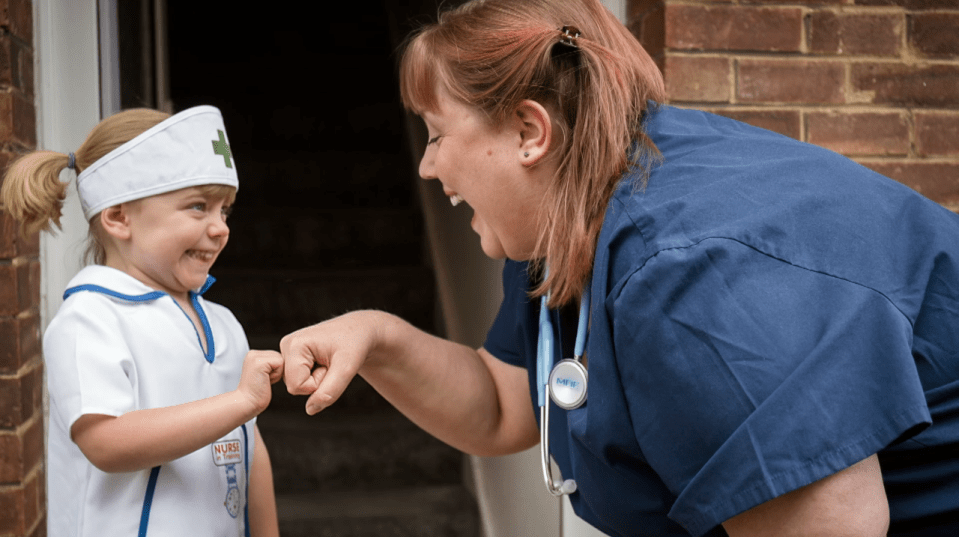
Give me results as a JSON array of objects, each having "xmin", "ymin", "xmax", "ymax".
[{"xmin": 450, "ymin": 194, "xmax": 464, "ymax": 207}]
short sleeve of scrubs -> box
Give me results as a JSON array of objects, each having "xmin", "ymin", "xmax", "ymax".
[
  {"xmin": 44, "ymin": 293, "xmax": 137, "ymax": 430},
  {"xmin": 611, "ymin": 237, "xmax": 932, "ymax": 534},
  {"xmin": 484, "ymin": 260, "xmax": 533, "ymax": 368}
]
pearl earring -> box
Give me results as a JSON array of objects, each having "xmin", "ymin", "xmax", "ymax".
[{"xmin": 524, "ymin": 152, "xmax": 530, "ymax": 157}]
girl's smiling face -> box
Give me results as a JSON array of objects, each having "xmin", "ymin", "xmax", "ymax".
[
  {"xmin": 106, "ymin": 186, "xmax": 232, "ymax": 301},
  {"xmin": 418, "ymin": 89, "xmax": 555, "ymax": 261}
]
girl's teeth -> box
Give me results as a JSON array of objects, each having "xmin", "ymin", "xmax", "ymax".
[{"xmin": 450, "ymin": 194, "xmax": 464, "ymax": 207}]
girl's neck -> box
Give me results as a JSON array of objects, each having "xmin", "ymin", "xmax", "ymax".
[{"xmin": 102, "ymin": 256, "xmax": 208, "ymax": 354}]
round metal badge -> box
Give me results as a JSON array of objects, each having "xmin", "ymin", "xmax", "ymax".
[{"xmin": 548, "ymin": 359, "xmax": 588, "ymax": 410}]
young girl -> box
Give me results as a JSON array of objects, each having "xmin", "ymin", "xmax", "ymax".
[{"xmin": 1, "ymin": 106, "xmax": 282, "ymax": 536}]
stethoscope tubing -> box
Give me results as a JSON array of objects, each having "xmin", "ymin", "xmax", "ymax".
[{"xmin": 537, "ymin": 279, "xmax": 590, "ymax": 496}]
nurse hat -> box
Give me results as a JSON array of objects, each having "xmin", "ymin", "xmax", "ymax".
[{"xmin": 77, "ymin": 105, "xmax": 239, "ymax": 220}]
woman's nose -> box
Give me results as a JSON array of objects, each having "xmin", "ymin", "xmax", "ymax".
[{"xmin": 419, "ymin": 149, "xmax": 436, "ymax": 180}]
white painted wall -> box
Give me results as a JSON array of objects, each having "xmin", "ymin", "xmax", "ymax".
[{"xmin": 34, "ymin": 0, "xmax": 103, "ymax": 330}]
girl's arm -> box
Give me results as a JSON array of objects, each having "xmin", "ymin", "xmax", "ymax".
[
  {"xmin": 248, "ymin": 425, "xmax": 280, "ymax": 537},
  {"xmin": 71, "ymin": 350, "xmax": 283, "ymax": 473}
]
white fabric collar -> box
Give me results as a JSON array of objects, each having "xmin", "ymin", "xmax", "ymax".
[
  {"xmin": 64, "ymin": 265, "xmax": 213, "ymax": 300},
  {"xmin": 77, "ymin": 105, "xmax": 239, "ymax": 220}
]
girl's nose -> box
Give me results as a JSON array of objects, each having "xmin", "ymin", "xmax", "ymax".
[{"xmin": 209, "ymin": 215, "xmax": 229, "ymax": 238}]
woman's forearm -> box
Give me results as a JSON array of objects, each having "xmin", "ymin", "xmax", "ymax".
[{"xmin": 283, "ymin": 310, "xmax": 538, "ymax": 456}]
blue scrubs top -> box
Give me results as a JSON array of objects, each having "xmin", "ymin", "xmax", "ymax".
[{"xmin": 484, "ymin": 104, "xmax": 959, "ymax": 537}]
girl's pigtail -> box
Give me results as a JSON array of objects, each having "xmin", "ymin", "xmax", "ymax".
[{"xmin": 0, "ymin": 151, "xmax": 75, "ymax": 236}]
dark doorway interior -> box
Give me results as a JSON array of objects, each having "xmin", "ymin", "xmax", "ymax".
[{"xmin": 154, "ymin": 1, "xmax": 479, "ymax": 534}]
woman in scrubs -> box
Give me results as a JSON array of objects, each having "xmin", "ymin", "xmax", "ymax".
[{"xmin": 280, "ymin": 1, "xmax": 959, "ymax": 535}]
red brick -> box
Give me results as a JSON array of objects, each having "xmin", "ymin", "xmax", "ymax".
[
  {"xmin": 0, "ymin": 317, "xmax": 20, "ymax": 374},
  {"xmin": 0, "ymin": 430, "xmax": 23, "ymax": 482},
  {"xmin": 853, "ymin": 63, "xmax": 959, "ymax": 107},
  {"xmin": 23, "ymin": 472, "xmax": 43, "ymax": 533},
  {"xmin": 630, "ymin": 2, "xmax": 665, "ymax": 61},
  {"xmin": 18, "ymin": 313, "xmax": 37, "ymax": 365},
  {"xmin": 0, "ymin": 92, "xmax": 36, "ymax": 148},
  {"xmin": 807, "ymin": 111, "xmax": 909, "ymax": 156},
  {"xmin": 20, "ymin": 47, "xmax": 32, "ymax": 98},
  {"xmin": 855, "ymin": 0, "xmax": 959, "ymax": 9},
  {"xmin": 664, "ymin": 56, "xmax": 731, "ymax": 103},
  {"xmin": 21, "ymin": 417, "xmax": 41, "ymax": 477},
  {"xmin": 29, "ymin": 516, "xmax": 45, "ymax": 537},
  {"xmin": 865, "ymin": 161, "xmax": 959, "ymax": 207},
  {"xmin": 628, "ymin": 0, "xmax": 662, "ymax": 19},
  {"xmin": 665, "ymin": 5, "xmax": 802, "ymax": 52},
  {"xmin": 909, "ymin": 13, "xmax": 959, "ymax": 59},
  {"xmin": 0, "ymin": 211, "xmax": 15, "ymax": 258},
  {"xmin": 738, "ymin": 59, "xmax": 845, "ymax": 104},
  {"xmin": 708, "ymin": 109, "xmax": 802, "ymax": 140},
  {"xmin": 32, "ymin": 479, "xmax": 43, "ymax": 537},
  {"xmin": 12, "ymin": 91, "xmax": 34, "ymax": 148},
  {"xmin": 17, "ymin": 224, "xmax": 38, "ymax": 257},
  {"xmin": 0, "ymin": 376, "xmax": 23, "ymax": 427},
  {"xmin": 0, "ymin": 483, "xmax": 25, "ymax": 533},
  {"xmin": 0, "ymin": 0, "xmax": 32, "ymax": 43},
  {"xmin": 916, "ymin": 112, "xmax": 959, "ymax": 157},
  {"xmin": 16, "ymin": 259, "xmax": 38, "ymax": 312},
  {"xmin": 809, "ymin": 11, "xmax": 902, "ymax": 57},
  {"xmin": 0, "ymin": 36, "xmax": 12, "ymax": 89},
  {"xmin": 0, "ymin": 262, "xmax": 16, "ymax": 315},
  {"xmin": 18, "ymin": 361, "xmax": 41, "ymax": 425}
]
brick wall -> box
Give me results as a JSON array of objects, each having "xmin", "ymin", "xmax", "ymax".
[
  {"xmin": 0, "ymin": 0, "xmax": 42, "ymax": 535},
  {"xmin": 630, "ymin": 0, "xmax": 959, "ymax": 210}
]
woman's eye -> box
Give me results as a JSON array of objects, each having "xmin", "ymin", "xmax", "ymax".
[{"xmin": 427, "ymin": 135, "xmax": 442, "ymax": 146}]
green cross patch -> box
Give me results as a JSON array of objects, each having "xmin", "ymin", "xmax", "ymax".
[{"xmin": 212, "ymin": 130, "xmax": 233, "ymax": 168}]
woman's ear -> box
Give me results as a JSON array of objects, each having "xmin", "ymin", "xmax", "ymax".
[
  {"xmin": 514, "ymin": 100, "xmax": 553, "ymax": 167},
  {"xmin": 99, "ymin": 204, "xmax": 132, "ymax": 240}
]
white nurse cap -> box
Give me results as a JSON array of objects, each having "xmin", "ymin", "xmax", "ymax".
[{"xmin": 77, "ymin": 105, "xmax": 239, "ymax": 220}]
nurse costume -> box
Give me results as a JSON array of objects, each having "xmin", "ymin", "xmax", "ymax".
[
  {"xmin": 42, "ymin": 106, "xmax": 255, "ymax": 536},
  {"xmin": 45, "ymin": 266, "xmax": 254, "ymax": 536}
]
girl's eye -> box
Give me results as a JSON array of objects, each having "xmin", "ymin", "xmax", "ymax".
[
  {"xmin": 221, "ymin": 206, "xmax": 233, "ymax": 220},
  {"xmin": 190, "ymin": 202, "xmax": 206, "ymax": 211}
]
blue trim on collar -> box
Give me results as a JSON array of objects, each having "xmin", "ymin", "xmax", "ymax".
[
  {"xmin": 62, "ymin": 275, "xmax": 216, "ymax": 302},
  {"xmin": 198, "ymin": 275, "xmax": 216, "ymax": 295},
  {"xmin": 63, "ymin": 274, "xmax": 219, "ymax": 363},
  {"xmin": 63, "ymin": 284, "xmax": 166, "ymax": 303},
  {"xmin": 190, "ymin": 288, "xmax": 216, "ymax": 363}
]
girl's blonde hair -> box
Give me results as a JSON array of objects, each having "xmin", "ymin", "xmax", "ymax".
[
  {"xmin": 400, "ymin": 0, "xmax": 666, "ymax": 307},
  {"xmin": 0, "ymin": 108, "xmax": 235, "ymax": 265}
]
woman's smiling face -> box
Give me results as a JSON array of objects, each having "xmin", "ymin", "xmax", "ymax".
[{"xmin": 418, "ymin": 89, "xmax": 554, "ymax": 261}]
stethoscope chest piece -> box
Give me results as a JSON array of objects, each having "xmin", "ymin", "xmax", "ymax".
[{"xmin": 548, "ymin": 358, "xmax": 588, "ymax": 410}]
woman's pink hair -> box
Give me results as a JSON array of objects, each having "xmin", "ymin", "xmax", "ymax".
[{"xmin": 400, "ymin": 0, "xmax": 666, "ymax": 307}]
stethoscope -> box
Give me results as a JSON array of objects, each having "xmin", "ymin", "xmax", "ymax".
[{"xmin": 537, "ymin": 278, "xmax": 590, "ymax": 496}]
